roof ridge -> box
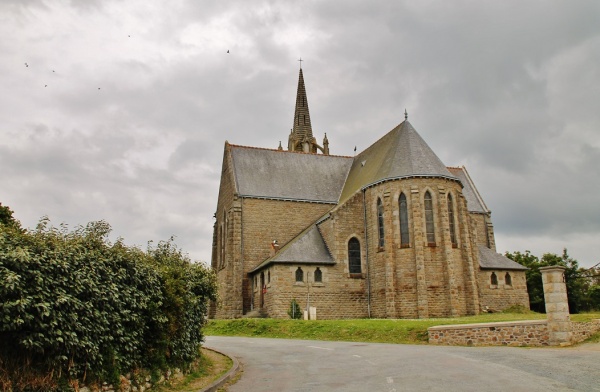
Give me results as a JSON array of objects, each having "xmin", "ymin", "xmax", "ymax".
[{"xmin": 229, "ymin": 143, "xmax": 352, "ymax": 158}]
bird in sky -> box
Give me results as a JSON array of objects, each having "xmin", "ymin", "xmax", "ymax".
[
  {"xmin": 227, "ymin": 50, "xmax": 229, "ymax": 53},
  {"xmin": 25, "ymin": 62, "xmax": 28, "ymax": 67}
]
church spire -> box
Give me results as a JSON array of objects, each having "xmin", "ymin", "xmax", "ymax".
[
  {"xmin": 288, "ymin": 68, "xmax": 314, "ymax": 152},
  {"xmin": 287, "ymin": 66, "xmax": 329, "ymax": 154}
]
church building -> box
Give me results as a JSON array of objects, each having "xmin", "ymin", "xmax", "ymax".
[{"xmin": 210, "ymin": 68, "xmax": 529, "ymax": 319}]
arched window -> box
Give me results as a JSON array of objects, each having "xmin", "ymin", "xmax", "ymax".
[
  {"xmin": 424, "ymin": 191, "xmax": 435, "ymax": 245},
  {"xmin": 219, "ymin": 225, "xmax": 224, "ymax": 268},
  {"xmin": 447, "ymin": 193, "xmax": 457, "ymax": 246},
  {"xmin": 314, "ymin": 267, "xmax": 322, "ymax": 283},
  {"xmin": 348, "ymin": 237, "xmax": 362, "ymax": 274},
  {"xmin": 295, "ymin": 267, "xmax": 304, "ymax": 282},
  {"xmin": 399, "ymin": 193, "xmax": 410, "ymax": 247},
  {"xmin": 491, "ymin": 272, "xmax": 498, "ymax": 285},
  {"xmin": 377, "ymin": 198, "xmax": 385, "ymax": 248},
  {"xmin": 505, "ymin": 272, "xmax": 512, "ymax": 286},
  {"xmin": 220, "ymin": 211, "xmax": 227, "ymax": 267}
]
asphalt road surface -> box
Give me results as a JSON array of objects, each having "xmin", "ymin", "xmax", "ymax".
[{"xmin": 205, "ymin": 336, "xmax": 600, "ymax": 392}]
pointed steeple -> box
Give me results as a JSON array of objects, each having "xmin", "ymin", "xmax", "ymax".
[{"xmin": 289, "ymin": 68, "xmax": 314, "ymax": 152}]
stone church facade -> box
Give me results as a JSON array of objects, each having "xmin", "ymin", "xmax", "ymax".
[{"xmin": 210, "ymin": 69, "xmax": 529, "ymax": 319}]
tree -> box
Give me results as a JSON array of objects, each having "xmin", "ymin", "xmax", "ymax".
[
  {"xmin": 588, "ymin": 285, "xmax": 600, "ymax": 310},
  {"xmin": 0, "ymin": 203, "xmax": 20, "ymax": 229},
  {"xmin": 506, "ymin": 248, "xmax": 595, "ymax": 313},
  {"xmin": 505, "ymin": 250, "xmax": 544, "ymax": 312}
]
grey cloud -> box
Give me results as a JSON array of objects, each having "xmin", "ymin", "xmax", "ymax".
[{"xmin": 2, "ymin": 0, "xmax": 600, "ymax": 267}]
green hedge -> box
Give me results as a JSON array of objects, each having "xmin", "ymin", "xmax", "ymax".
[{"xmin": 0, "ymin": 211, "xmax": 216, "ymax": 390}]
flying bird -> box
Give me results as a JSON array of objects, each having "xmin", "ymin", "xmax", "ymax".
[
  {"xmin": 45, "ymin": 85, "xmax": 47, "ymax": 87},
  {"xmin": 25, "ymin": 62, "xmax": 28, "ymax": 67},
  {"xmin": 227, "ymin": 50, "xmax": 229, "ymax": 53}
]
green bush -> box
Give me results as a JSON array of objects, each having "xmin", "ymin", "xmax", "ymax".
[
  {"xmin": 0, "ymin": 212, "xmax": 217, "ymax": 390},
  {"xmin": 288, "ymin": 299, "xmax": 302, "ymax": 319}
]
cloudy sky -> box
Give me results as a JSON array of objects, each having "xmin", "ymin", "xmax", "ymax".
[{"xmin": 1, "ymin": 1, "xmax": 599, "ymax": 268}]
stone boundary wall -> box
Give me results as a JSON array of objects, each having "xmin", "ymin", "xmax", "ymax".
[
  {"xmin": 428, "ymin": 319, "xmax": 600, "ymax": 347},
  {"xmin": 571, "ymin": 319, "xmax": 600, "ymax": 343},
  {"xmin": 428, "ymin": 320, "xmax": 548, "ymax": 346}
]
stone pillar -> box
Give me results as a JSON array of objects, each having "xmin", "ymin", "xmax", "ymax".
[
  {"xmin": 540, "ymin": 266, "xmax": 572, "ymax": 346},
  {"xmin": 411, "ymin": 186, "xmax": 429, "ymax": 318},
  {"xmin": 383, "ymin": 190, "xmax": 397, "ymax": 318}
]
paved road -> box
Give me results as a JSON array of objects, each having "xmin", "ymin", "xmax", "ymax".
[{"xmin": 205, "ymin": 336, "xmax": 600, "ymax": 392}]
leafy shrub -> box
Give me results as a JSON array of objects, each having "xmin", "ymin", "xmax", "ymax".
[
  {"xmin": 288, "ymin": 299, "xmax": 302, "ymax": 319},
  {"xmin": 0, "ymin": 212, "xmax": 217, "ymax": 390}
]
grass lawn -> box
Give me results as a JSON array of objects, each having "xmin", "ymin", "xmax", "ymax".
[{"xmin": 204, "ymin": 311, "xmax": 600, "ymax": 345}]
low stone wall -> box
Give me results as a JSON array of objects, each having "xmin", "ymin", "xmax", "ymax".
[
  {"xmin": 78, "ymin": 368, "xmax": 184, "ymax": 392},
  {"xmin": 428, "ymin": 319, "xmax": 600, "ymax": 347},
  {"xmin": 428, "ymin": 320, "xmax": 548, "ymax": 346},
  {"xmin": 571, "ymin": 319, "xmax": 600, "ymax": 343}
]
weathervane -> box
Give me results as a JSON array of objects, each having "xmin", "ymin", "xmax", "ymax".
[{"xmin": 405, "ymin": 109, "xmax": 408, "ymax": 121}]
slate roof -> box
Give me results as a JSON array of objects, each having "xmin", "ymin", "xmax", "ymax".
[
  {"xmin": 479, "ymin": 246, "xmax": 528, "ymax": 270},
  {"xmin": 250, "ymin": 224, "xmax": 335, "ymax": 272},
  {"xmin": 447, "ymin": 166, "xmax": 489, "ymax": 213},
  {"xmin": 229, "ymin": 145, "xmax": 353, "ymax": 203},
  {"xmin": 340, "ymin": 120, "xmax": 458, "ymax": 202}
]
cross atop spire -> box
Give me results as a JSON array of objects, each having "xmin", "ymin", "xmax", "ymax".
[{"xmin": 298, "ymin": 57, "xmax": 303, "ymax": 69}]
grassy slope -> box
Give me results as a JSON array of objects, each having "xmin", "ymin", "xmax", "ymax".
[{"xmin": 204, "ymin": 312, "xmax": 600, "ymax": 345}]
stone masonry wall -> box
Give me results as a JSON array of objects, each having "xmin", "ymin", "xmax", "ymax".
[
  {"xmin": 242, "ymin": 198, "xmax": 332, "ymax": 271},
  {"xmin": 429, "ymin": 319, "xmax": 600, "ymax": 346},
  {"xmin": 478, "ymin": 270, "xmax": 530, "ymax": 311},
  {"xmin": 212, "ymin": 143, "xmax": 242, "ymax": 319},
  {"xmin": 242, "ymin": 198, "xmax": 332, "ymax": 313},
  {"xmin": 259, "ymin": 263, "xmax": 369, "ymax": 319},
  {"xmin": 571, "ymin": 319, "xmax": 600, "ymax": 342},
  {"xmin": 321, "ymin": 191, "xmax": 365, "ymax": 276},
  {"xmin": 363, "ymin": 177, "xmax": 479, "ymax": 319},
  {"xmin": 470, "ymin": 213, "xmax": 495, "ymax": 251},
  {"xmin": 258, "ymin": 191, "xmax": 371, "ymax": 319},
  {"xmin": 429, "ymin": 320, "xmax": 549, "ymax": 346}
]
